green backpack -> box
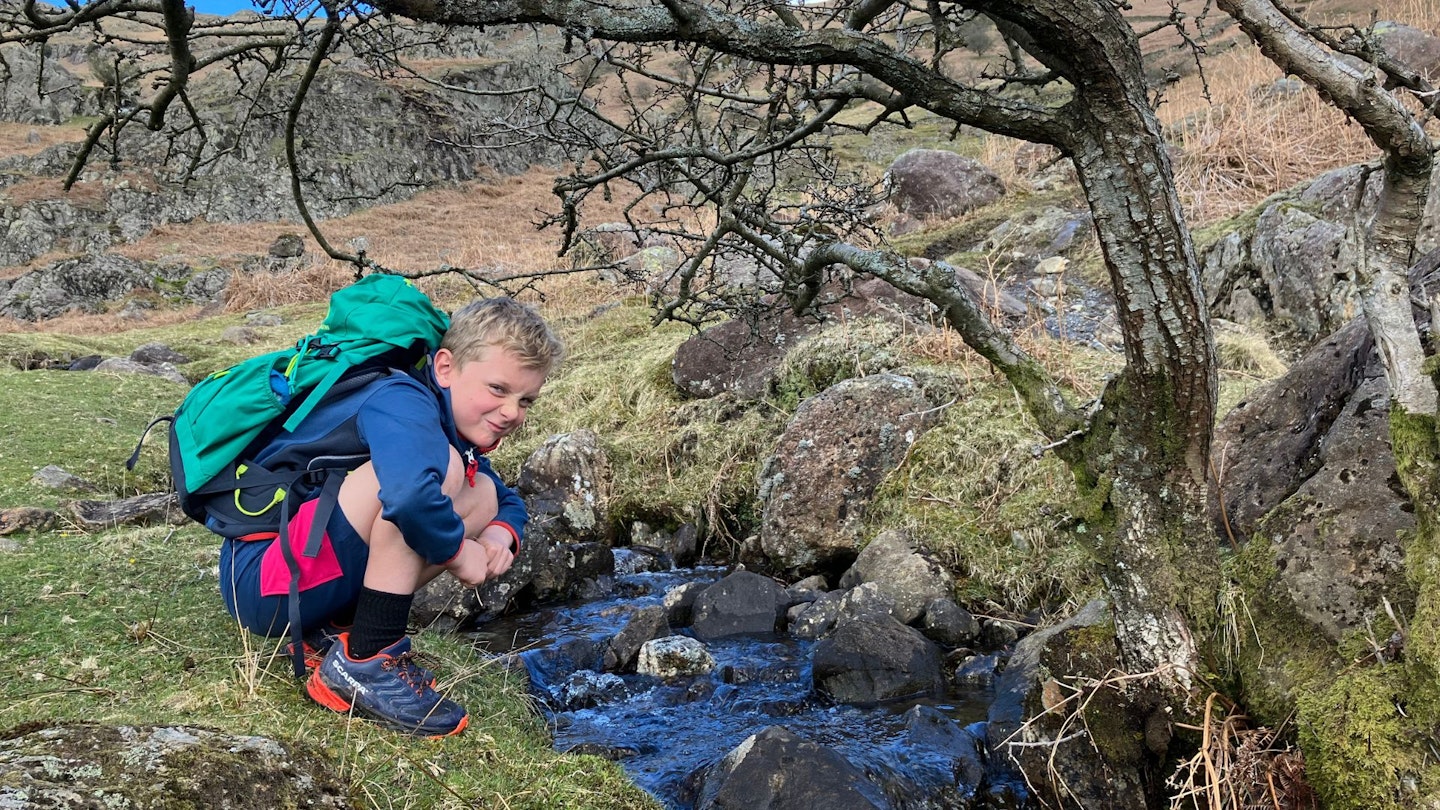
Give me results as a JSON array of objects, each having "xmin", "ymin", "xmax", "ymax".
[{"xmin": 128, "ymin": 273, "xmax": 450, "ymax": 677}]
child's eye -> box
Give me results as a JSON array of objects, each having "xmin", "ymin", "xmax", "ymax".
[
  {"xmin": 489, "ymin": 384, "xmax": 505, "ymax": 395},
  {"xmin": 520, "ymin": 399, "xmax": 534, "ymax": 409}
]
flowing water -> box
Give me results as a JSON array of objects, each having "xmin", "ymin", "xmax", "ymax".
[{"xmin": 471, "ymin": 553, "xmax": 1019, "ymax": 809}]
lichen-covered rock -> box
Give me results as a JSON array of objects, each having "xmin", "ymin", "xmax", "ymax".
[
  {"xmin": 671, "ymin": 308, "xmax": 819, "ymax": 400},
  {"xmin": 921, "ymin": 598, "xmax": 981, "ymax": 647},
  {"xmin": 1212, "ymin": 319, "xmax": 1372, "ymax": 538},
  {"xmin": 758, "ymin": 374, "xmax": 941, "ymax": 572},
  {"xmin": 637, "ymin": 635, "xmax": 715, "ymax": 678},
  {"xmin": 517, "ymin": 429, "xmax": 612, "ymax": 545},
  {"xmin": 0, "ymin": 723, "xmax": 349, "ymax": 809},
  {"xmin": 1251, "ymin": 373, "xmax": 1412, "ymax": 641},
  {"xmin": 1213, "ymin": 316, "xmax": 1413, "ymax": 641},
  {"xmin": 30, "ymin": 465, "xmax": 97, "ymax": 493},
  {"xmin": 94, "ymin": 357, "xmax": 189, "ymax": 385}
]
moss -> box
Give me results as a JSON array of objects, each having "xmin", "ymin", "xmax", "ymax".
[
  {"xmin": 1297, "ymin": 667, "xmax": 1440, "ymax": 808},
  {"xmin": 771, "ymin": 316, "xmax": 915, "ymax": 410},
  {"xmin": 1223, "ymin": 533, "xmax": 1440, "ymax": 808}
]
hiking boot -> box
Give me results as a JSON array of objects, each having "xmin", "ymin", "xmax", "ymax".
[
  {"xmin": 305, "ymin": 633, "xmax": 469, "ymax": 737},
  {"xmin": 286, "ymin": 622, "xmax": 348, "ymax": 670}
]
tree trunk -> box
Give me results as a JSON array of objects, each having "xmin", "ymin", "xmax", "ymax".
[
  {"xmin": 1061, "ymin": 110, "xmax": 1218, "ymax": 687},
  {"xmin": 983, "ymin": 0, "xmax": 1221, "ymax": 687}
]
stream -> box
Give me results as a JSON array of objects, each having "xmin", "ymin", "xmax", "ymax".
[{"xmin": 471, "ymin": 552, "xmax": 1026, "ymax": 809}]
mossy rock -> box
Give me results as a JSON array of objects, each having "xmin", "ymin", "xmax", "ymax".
[{"xmin": 0, "ymin": 723, "xmax": 350, "ymax": 808}]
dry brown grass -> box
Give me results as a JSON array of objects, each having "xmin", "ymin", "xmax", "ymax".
[
  {"xmin": 980, "ymin": 0, "xmax": 1440, "ymax": 228},
  {"xmin": 1158, "ymin": 48, "xmax": 1380, "ymax": 224},
  {"xmin": 0, "ymin": 123, "xmax": 87, "ymax": 159},
  {"xmin": 1157, "ymin": 0, "xmax": 1440, "ymax": 224}
]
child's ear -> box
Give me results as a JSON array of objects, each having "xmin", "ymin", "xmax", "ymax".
[{"xmin": 433, "ymin": 348, "xmax": 456, "ymax": 389}]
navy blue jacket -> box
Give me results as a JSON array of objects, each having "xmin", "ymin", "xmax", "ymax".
[{"xmin": 248, "ymin": 357, "xmax": 527, "ymax": 566}]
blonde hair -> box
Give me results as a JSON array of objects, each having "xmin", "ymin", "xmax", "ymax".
[{"xmin": 442, "ymin": 297, "xmax": 563, "ymax": 373}]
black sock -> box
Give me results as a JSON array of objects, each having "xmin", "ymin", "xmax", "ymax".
[{"xmin": 347, "ymin": 588, "xmax": 413, "ymax": 659}]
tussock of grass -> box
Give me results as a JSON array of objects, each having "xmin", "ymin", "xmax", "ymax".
[
  {"xmin": 867, "ymin": 373, "xmax": 1099, "ymax": 612},
  {"xmin": 774, "ymin": 316, "xmax": 920, "ymax": 410}
]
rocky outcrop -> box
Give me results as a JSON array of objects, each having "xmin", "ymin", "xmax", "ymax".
[
  {"xmin": 0, "ymin": 723, "xmax": 349, "ymax": 809},
  {"xmin": 0, "ymin": 49, "xmax": 570, "ymax": 275},
  {"xmin": 1201, "ymin": 160, "xmax": 1440, "ymax": 350},
  {"xmin": 757, "ymin": 374, "xmax": 942, "ymax": 572},
  {"xmin": 0, "ymin": 254, "xmax": 225, "ymax": 320}
]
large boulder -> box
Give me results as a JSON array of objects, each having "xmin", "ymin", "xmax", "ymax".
[
  {"xmin": 0, "ymin": 723, "xmax": 349, "ymax": 809},
  {"xmin": 837, "ymin": 529, "xmax": 955, "ymax": 624},
  {"xmin": 1371, "ymin": 21, "xmax": 1440, "ymax": 83},
  {"xmin": 670, "ymin": 278, "xmax": 933, "ymax": 401},
  {"xmin": 1214, "ymin": 318, "xmax": 1414, "ymax": 641},
  {"xmin": 812, "ymin": 615, "xmax": 946, "ymax": 703},
  {"xmin": 758, "ymin": 374, "xmax": 941, "ymax": 572},
  {"xmin": 671, "ymin": 308, "xmax": 816, "ymax": 400},
  {"xmin": 885, "ymin": 148, "xmax": 1005, "ymax": 220},
  {"xmin": 1212, "ymin": 319, "xmax": 1372, "ymax": 538},
  {"xmin": 1200, "ymin": 194, "xmax": 1355, "ymax": 344},
  {"xmin": 691, "ymin": 726, "xmax": 890, "ymax": 810}
]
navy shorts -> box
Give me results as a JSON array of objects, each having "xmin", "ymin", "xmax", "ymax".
[{"xmin": 218, "ymin": 500, "xmax": 369, "ymax": 637}]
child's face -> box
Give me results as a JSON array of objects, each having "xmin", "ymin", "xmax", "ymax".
[{"xmin": 434, "ymin": 345, "xmax": 547, "ymax": 449}]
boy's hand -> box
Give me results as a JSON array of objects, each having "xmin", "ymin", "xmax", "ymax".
[
  {"xmin": 446, "ymin": 539, "xmax": 493, "ymax": 587},
  {"xmin": 474, "ymin": 526, "xmax": 516, "ymax": 579}
]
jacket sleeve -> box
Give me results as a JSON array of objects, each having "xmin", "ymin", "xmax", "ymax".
[
  {"xmin": 474, "ymin": 454, "xmax": 528, "ymax": 551},
  {"xmin": 355, "ymin": 381, "xmax": 465, "ymax": 566}
]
